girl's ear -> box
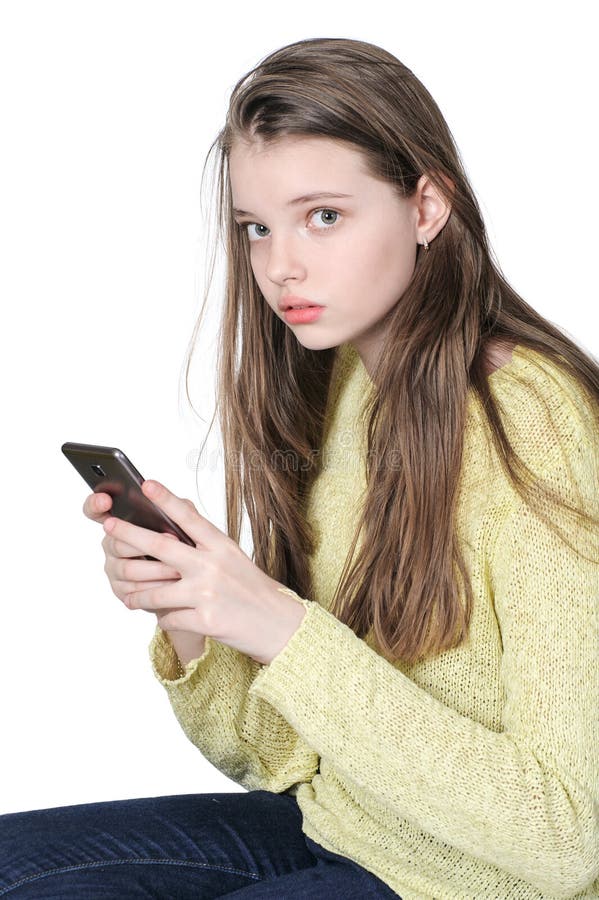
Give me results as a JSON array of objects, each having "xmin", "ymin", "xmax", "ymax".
[{"xmin": 414, "ymin": 173, "xmax": 453, "ymax": 242}]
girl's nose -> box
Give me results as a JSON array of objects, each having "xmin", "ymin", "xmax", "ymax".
[{"xmin": 264, "ymin": 233, "xmax": 307, "ymax": 284}]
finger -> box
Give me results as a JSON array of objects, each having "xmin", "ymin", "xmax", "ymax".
[
  {"xmin": 103, "ymin": 517, "xmax": 196, "ymax": 573},
  {"xmin": 140, "ymin": 480, "xmax": 222, "ymax": 550},
  {"xmin": 126, "ymin": 578, "xmax": 196, "ymax": 613},
  {"xmin": 115, "ymin": 557, "xmax": 181, "ymax": 582},
  {"xmin": 103, "ymin": 528, "xmax": 181, "ymax": 563},
  {"xmin": 134, "ymin": 532, "xmax": 179, "ymax": 561},
  {"xmin": 116, "ymin": 578, "xmax": 181, "ymax": 596},
  {"xmin": 102, "ymin": 532, "xmax": 156, "ymax": 560},
  {"xmin": 83, "ymin": 492, "xmax": 113, "ymax": 522}
]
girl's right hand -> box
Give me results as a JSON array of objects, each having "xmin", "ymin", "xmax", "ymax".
[
  {"xmin": 82, "ymin": 491, "xmax": 208, "ymax": 668},
  {"xmin": 83, "ymin": 493, "xmax": 206, "ymax": 666},
  {"xmin": 82, "ymin": 492, "xmax": 182, "ymax": 604}
]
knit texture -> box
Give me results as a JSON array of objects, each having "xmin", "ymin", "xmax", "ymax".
[{"xmin": 149, "ymin": 343, "xmax": 599, "ymax": 899}]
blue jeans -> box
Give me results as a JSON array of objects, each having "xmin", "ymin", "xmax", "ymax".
[{"xmin": 0, "ymin": 789, "xmax": 401, "ymax": 897}]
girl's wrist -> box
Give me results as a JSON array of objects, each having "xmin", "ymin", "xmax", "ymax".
[{"xmin": 163, "ymin": 629, "xmax": 207, "ymax": 674}]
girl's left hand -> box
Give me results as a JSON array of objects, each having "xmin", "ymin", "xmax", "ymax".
[{"xmin": 102, "ymin": 479, "xmax": 307, "ymax": 666}]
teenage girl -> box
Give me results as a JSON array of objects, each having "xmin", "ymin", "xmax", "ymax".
[{"xmin": 1, "ymin": 37, "xmax": 597, "ymax": 900}]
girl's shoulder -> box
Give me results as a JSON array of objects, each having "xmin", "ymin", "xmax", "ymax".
[
  {"xmin": 484, "ymin": 343, "xmax": 595, "ymax": 433},
  {"xmin": 336, "ymin": 339, "xmax": 597, "ymax": 476},
  {"xmin": 472, "ymin": 342, "xmax": 598, "ymax": 486}
]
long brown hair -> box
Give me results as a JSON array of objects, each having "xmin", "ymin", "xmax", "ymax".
[{"xmin": 185, "ymin": 37, "xmax": 599, "ymax": 664}]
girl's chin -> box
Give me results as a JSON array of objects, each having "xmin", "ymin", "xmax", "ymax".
[{"xmin": 291, "ymin": 333, "xmax": 342, "ymax": 352}]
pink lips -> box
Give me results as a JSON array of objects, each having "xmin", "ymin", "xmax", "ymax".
[
  {"xmin": 278, "ymin": 294, "xmax": 324, "ymax": 310},
  {"xmin": 279, "ymin": 295, "xmax": 325, "ymax": 324},
  {"xmin": 284, "ymin": 306, "xmax": 325, "ymax": 324}
]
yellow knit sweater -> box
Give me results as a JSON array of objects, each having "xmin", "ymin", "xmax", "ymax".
[{"xmin": 149, "ymin": 343, "xmax": 599, "ymax": 899}]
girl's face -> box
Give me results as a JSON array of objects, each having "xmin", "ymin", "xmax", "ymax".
[{"xmin": 229, "ymin": 135, "xmax": 427, "ymax": 375}]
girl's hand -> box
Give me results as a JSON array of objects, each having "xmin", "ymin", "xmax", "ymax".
[
  {"xmin": 82, "ymin": 490, "xmax": 183, "ymax": 608},
  {"xmin": 101, "ymin": 480, "xmax": 307, "ymax": 666},
  {"xmin": 82, "ymin": 491, "xmax": 210, "ymax": 668}
]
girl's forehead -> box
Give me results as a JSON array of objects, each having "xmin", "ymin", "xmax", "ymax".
[
  {"xmin": 229, "ymin": 133, "xmax": 364, "ymax": 163},
  {"xmin": 228, "ymin": 140, "xmax": 373, "ymax": 197}
]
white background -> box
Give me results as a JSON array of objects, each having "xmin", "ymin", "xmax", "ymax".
[{"xmin": 0, "ymin": 1, "xmax": 596, "ymax": 814}]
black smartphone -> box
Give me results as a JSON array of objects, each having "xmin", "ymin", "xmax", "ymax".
[{"xmin": 61, "ymin": 442, "xmax": 195, "ymax": 561}]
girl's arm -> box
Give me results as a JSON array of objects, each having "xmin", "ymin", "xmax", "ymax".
[
  {"xmin": 243, "ymin": 427, "xmax": 598, "ymax": 896},
  {"xmin": 164, "ymin": 629, "xmax": 206, "ymax": 668},
  {"xmin": 149, "ymin": 625, "xmax": 319, "ymax": 793}
]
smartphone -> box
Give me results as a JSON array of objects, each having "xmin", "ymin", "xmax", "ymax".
[{"xmin": 61, "ymin": 442, "xmax": 195, "ymax": 561}]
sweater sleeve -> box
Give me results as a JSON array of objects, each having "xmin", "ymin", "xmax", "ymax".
[
  {"xmin": 148, "ymin": 612, "xmax": 319, "ymax": 794},
  {"xmin": 247, "ymin": 432, "xmax": 599, "ymax": 896}
]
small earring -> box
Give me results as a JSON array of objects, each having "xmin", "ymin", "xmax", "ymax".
[{"xmin": 422, "ymin": 234, "xmax": 429, "ymax": 251}]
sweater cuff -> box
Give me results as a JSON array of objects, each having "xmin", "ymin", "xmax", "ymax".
[
  {"xmin": 249, "ymin": 593, "xmax": 343, "ymax": 704},
  {"xmin": 149, "ymin": 625, "xmax": 214, "ymax": 685}
]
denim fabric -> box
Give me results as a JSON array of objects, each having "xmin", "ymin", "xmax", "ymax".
[{"xmin": 0, "ymin": 790, "xmax": 401, "ymax": 897}]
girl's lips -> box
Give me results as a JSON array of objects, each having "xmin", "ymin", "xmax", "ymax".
[{"xmin": 284, "ymin": 306, "xmax": 325, "ymax": 324}]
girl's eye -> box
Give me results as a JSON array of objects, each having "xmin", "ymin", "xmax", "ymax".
[
  {"xmin": 239, "ymin": 208, "xmax": 341, "ymax": 243},
  {"xmin": 245, "ymin": 223, "xmax": 269, "ymax": 242},
  {"xmin": 312, "ymin": 208, "xmax": 340, "ymax": 229}
]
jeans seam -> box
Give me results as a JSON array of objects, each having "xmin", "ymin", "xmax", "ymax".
[{"xmin": 0, "ymin": 857, "xmax": 262, "ymax": 895}]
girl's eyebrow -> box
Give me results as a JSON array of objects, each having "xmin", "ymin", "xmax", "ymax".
[{"xmin": 232, "ymin": 191, "xmax": 353, "ymax": 217}]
